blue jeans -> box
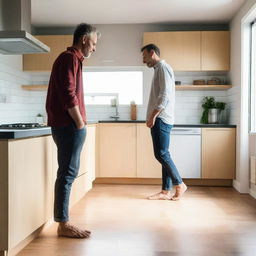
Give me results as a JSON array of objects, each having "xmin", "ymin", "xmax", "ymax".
[
  {"xmin": 151, "ymin": 118, "xmax": 182, "ymax": 190},
  {"xmin": 51, "ymin": 124, "xmax": 86, "ymax": 222}
]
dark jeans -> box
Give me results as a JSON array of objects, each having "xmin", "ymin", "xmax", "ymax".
[
  {"xmin": 51, "ymin": 124, "xmax": 86, "ymax": 222},
  {"xmin": 151, "ymin": 118, "xmax": 182, "ymax": 190}
]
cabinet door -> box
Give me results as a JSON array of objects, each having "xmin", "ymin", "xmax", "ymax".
[
  {"xmin": 202, "ymin": 128, "xmax": 236, "ymax": 179},
  {"xmin": 99, "ymin": 124, "xmax": 136, "ymax": 177},
  {"xmin": 136, "ymin": 124, "xmax": 161, "ymax": 178},
  {"xmin": 8, "ymin": 136, "xmax": 53, "ymax": 248},
  {"xmin": 23, "ymin": 35, "xmax": 73, "ymax": 71},
  {"xmin": 143, "ymin": 31, "xmax": 201, "ymax": 71},
  {"xmin": 201, "ymin": 31, "xmax": 230, "ymax": 71},
  {"xmin": 80, "ymin": 125, "xmax": 96, "ymax": 179},
  {"xmin": 70, "ymin": 172, "xmax": 92, "ymax": 207},
  {"xmin": 0, "ymin": 141, "xmax": 8, "ymax": 251}
]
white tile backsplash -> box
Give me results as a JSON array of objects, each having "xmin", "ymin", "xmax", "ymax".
[
  {"xmin": 0, "ymin": 57, "xmax": 47, "ymax": 124},
  {"xmin": 0, "ymin": 56, "xmax": 238, "ymax": 125}
]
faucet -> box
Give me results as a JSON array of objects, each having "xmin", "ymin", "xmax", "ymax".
[{"xmin": 110, "ymin": 98, "xmax": 119, "ymax": 120}]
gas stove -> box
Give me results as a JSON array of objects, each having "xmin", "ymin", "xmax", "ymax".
[{"xmin": 0, "ymin": 123, "xmax": 47, "ymax": 129}]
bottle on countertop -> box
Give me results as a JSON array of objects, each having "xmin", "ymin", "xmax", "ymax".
[{"xmin": 130, "ymin": 101, "xmax": 137, "ymax": 120}]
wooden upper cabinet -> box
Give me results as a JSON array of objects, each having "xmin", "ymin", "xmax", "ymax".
[
  {"xmin": 23, "ymin": 35, "xmax": 73, "ymax": 71},
  {"xmin": 143, "ymin": 31, "xmax": 201, "ymax": 71},
  {"xmin": 201, "ymin": 31, "xmax": 230, "ymax": 71},
  {"xmin": 143, "ymin": 31, "xmax": 230, "ymax": 71}
]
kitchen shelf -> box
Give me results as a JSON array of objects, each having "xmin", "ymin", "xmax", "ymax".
[
  {"xmin": 22, "ymin": 84, "xmax": 48, "ymax": 91},
  {"xmin": 21, "ymin": 84, "xmax": 232, "ymax": 91},
  {"xmin": 176, "ymin": 85, "xmax": 232, "ymax": 90}
]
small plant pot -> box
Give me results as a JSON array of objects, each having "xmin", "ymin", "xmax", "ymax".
[
  {"xmin": 36, "ymin": 116, "xmax": 44, "ymax": 124},
  {"xmin": 208, "ymin": 108, "xmax": 221, "ymax": 124}
]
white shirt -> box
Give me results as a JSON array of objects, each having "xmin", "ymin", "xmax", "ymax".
[{"xmin": 146, "ymin": 60, "xmax": 175, "ymax": 125}]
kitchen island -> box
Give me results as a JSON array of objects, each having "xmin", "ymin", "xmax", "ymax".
[{"xmin": 0, "ymin": 125, "xmax": 96, "ymax": 256}]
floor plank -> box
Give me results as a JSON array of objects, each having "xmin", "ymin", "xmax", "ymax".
[{"xmin": 17, "ymin": 185, "xmax": 256, "ymax": 256}]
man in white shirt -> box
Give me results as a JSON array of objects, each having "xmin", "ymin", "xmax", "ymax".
[{"xmin": 141, "ymin": 44, "xmax": 187, "ymax": 201}]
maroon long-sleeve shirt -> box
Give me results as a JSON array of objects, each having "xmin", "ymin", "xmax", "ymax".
[{"xmin": 46, "ymin": 47, "xmax": 86, "ymax": 127}]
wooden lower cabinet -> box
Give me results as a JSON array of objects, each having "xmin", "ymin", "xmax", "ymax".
[
  {"xmin": 136, "ymin": 124, "xmax": 161, "ymax": 178},
  {"xmin": 80, "ymin": 125, "xmax": 96, "ymax": 179},
  {"xmin": 97, "ymin": 124, "xmax": 236, "ymax": 181},
  {"xmin": 98, "ymin": 123, "xmax": 136, "ymax": 177},
  {"xmin": 0, "ymin": 136, "xmax": 53, "ymax": 255},
  {"xmin": 70, "ymin": 172, "xmax": 92, "ymax": 207},
  {"xmin": 202, "ymin": 128, "xmax": 236, "ymax": 179}
]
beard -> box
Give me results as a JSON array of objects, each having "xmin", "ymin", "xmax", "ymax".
[
  {"xmin": 146, "ymin": 62, "xmax": 153, "ymax": 68},
  {"xmin": 84, "ymin": 51, "xmax": 92, "ymax": 58}
]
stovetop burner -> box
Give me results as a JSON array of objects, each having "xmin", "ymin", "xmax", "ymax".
[{"xmin": 0, "ymin": 123, "xmax": 47, "ymax": 129}]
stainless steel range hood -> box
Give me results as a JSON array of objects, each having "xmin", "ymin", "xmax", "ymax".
[{"xmin": 0, "ymin": 0, "xmax": 50, "ymax": 54}]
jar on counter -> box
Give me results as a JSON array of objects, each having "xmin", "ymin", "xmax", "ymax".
[{"xmin": 130, "ymin": 101, "xmax": 137, "ymax": 121}]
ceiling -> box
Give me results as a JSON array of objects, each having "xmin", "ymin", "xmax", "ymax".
[{"xmin": 31, "ymin": 0, "xmax": 246, "ymax": 27}]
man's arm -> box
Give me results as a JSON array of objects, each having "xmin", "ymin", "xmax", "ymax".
[
  {"xmin": 60, "ymin": 54, "xmax": 84, "ymax": 129},
  {"xmin": 155, "ymin": 66, "xmax": 172, "ymax": 110},
  {"xmin": 147, "ymin": 66, "xmax": 172, "ymax": 128},
  {"xmin": 68, "ymin": 106, "xmax": 85, "ymax": 129}
]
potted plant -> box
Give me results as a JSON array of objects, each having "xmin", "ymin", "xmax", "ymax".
[
  {"xmin": 36, "ymin": 113, "xmax": 44, "ymax": 124},
  {"xmin": 200, "ymin": 97, "xmax": 226, "ymax": 124}
]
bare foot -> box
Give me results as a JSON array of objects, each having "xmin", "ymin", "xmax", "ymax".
[
  {"xmin": 147, "ymin": 191, "xmax": 171, "ymax": 200},
  {"xmin": 57, "ymin": 222, "xmax": 91, "ymax": 238},
  {"xmin": 171, "ymin": 183, "xmax": 187, "ymax": 201}
]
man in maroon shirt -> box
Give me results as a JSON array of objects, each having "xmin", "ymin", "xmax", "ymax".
[{"xmin": 46, "ymin": 23, "xmax": 100, "ymax": 238}]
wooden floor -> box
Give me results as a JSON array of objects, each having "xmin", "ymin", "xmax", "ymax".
[{"xmin": 17, "ymin": 185, "xmax": 256, "ymax": 256}]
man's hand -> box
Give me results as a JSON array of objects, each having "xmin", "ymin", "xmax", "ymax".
[
  {"xmin": 146, "ymin": 117, "xmax": 156, "ymax": 128},
  {"xmin": 68, "ymin": 106, "xmax": 85, "ymax": 129},
  {"xmin": 146, "ymin": 109, "xmax": 161, "ymax": 128},
  {"xmin": 76, "ymin": 121, "xmax": 85, "ymax": 130}
]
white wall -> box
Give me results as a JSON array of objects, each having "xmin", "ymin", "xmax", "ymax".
[{"xmin": 230, "ymin": 0, "xmax": 256, "ymax": 197}]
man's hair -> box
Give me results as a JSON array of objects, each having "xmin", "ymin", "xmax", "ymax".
[
  {"xmin": 73, "ymin": 23, "xmax": 100, "ymax": 45},
  {"xmin": 141, "ymin": 44, "xmax": 160, "ymax": 57}
]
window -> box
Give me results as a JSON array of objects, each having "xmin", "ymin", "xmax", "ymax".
[
  {"xmin": 250, "ymin": 21, "xmax": 256, "ymax": 132},
  {"xmin": 83, "ymin": 71, "xmax": 143, "ymax": 105}
]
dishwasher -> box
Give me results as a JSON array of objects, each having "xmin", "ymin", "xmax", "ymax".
[{"xmin": 170, "ymin": 127, "xmax": 201, "ymax": 178}]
